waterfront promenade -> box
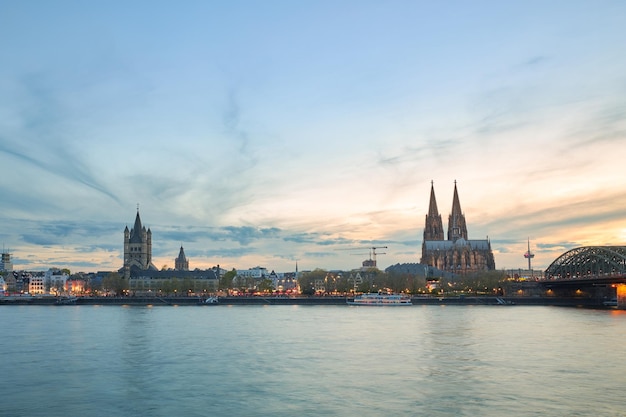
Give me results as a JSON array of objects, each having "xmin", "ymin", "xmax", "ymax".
[{"xmin": 0, "ymin": 294, "xmax": 612, "ymax": 308}]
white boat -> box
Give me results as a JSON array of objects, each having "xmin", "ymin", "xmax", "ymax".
[
  {"xmin": 347, "ymin": 293, "xmax": 412, "ymax": 306},
  {"xmin": 203, "ymin": 296, "xmax": 219, "ymax": 304}
]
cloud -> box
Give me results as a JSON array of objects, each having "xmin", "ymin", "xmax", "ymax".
[
  {"xmin": 198, "ymin": 247, "xmax": 258, "ymax": 259},
  {"xmin": 0, "ymin": 74, "xmax": 121, "ymax": 205},
  {"xmin": 565, "ymin": 101, "xmax": 626, "ymax": 149},
  {"xmin": 2, "ymin": 1, "xmax": 625, "ymax": 274},
  {"xmin": 488, "ymin": 191, "xmax": 626, "ymax": 238},
  {"xmin": 223, "ymin": 226, "xmax": 281, "ymax": 245},
  {"xmin": 536, "ymin": 242, "xmax": 578, "ymax": 251},
  {"xmin": 377, "ymin": 138, "xmax": 461, "ymax": 168},
  {"xmin": 283, "ymin": 233, "xmax": 357, "ymax": 247},
  {"xmin": 303, "ymin": 251, "xmax": 336, "ymax": 259},
  {"xmin": 20, "ymin": 235, "xmax": 58, "ymax": 246},
  {"xmin": 520, "ymin": 56, "xmax": 549, "ymax": 68}
]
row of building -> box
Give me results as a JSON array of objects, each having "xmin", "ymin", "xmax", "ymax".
[{"xmin": 1, "ymin": 181, "xmax": 497, "ymax": 295}]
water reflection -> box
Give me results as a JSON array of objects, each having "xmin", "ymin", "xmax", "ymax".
[{"xmin": 0, "ymin": 305, "xmax": 624, "ymax": 417}]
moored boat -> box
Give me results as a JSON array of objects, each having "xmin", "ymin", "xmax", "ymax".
[
  {"xmin": 55, "ymin": 296, "xmax": 78, "ymax": 305},
  {"xmin": 603, "ymin": 298, "xmax": 617, "ymax": 307},
  {"xmin": 347, "ymin": 293, "xmax": 412, "ymax": 306},
  {"xmin": 201, "ymin": 296, "xmax": 219, "ymax": 305}
]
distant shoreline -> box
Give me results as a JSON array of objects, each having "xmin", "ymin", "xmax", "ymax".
[{"xmin": 0, "ymin": 295, "xmax": 613, "ymax": 308}]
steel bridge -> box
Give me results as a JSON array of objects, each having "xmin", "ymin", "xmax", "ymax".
[
  {"xmin": 541, "ymin": 246, "xmax": 626, "ymax": 308},
  {"xmin": 543, "ymin": 246, "xmax": 626, "ymax": 281}
]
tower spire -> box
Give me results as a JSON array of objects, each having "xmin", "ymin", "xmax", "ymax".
[
  {"xmin": 427, "ymin": 180, "xmax": 439, "ymax": 218},
  {"xmin": 448, "ymin": 180, "xmax": 468, "ymax": 241},
  {"xmin": 423, "ymin": 181, "xmax": 444, "ymax": 241}
]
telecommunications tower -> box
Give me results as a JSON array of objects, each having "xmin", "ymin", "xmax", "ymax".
[{"xmin": 523, "ymin": 238, "xmax": 534, "ymax": 274}]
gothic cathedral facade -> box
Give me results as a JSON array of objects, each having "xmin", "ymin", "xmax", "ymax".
[{"xmin": 420, "ymin": 182, "xmax": 495, "ymax": 275}]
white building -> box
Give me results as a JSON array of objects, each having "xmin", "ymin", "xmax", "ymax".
[
  {"xmin": 236, "ymin": 266, "xmax": 269, "ymax": 279},
  {"xmin": 46, "ymin": 269, "xmax": 69, "ymax": 294},
  {"xmin": 29, "ymin": 269, "xmax": 69, "ymax": 294}
]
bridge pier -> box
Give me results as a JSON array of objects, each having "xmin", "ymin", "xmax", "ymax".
[{"xmin": 617, "ymin": 284, "xmax": 626, "ymax": 309}]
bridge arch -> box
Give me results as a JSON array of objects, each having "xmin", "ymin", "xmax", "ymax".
[{"xmin": 545, "ymin": 246, "xmax": 626, "ymax": 279}]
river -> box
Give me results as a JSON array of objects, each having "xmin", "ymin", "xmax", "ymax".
[{"xmin": 1, "ymin": 305, "xmax": 624, "ymax": 416}]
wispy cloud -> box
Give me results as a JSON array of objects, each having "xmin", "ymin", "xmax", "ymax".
[{"xmin": 1, "ymin": 1, "xmax": 625, "ymax": 273}]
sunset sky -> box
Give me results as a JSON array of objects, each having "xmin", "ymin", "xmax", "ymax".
[{"xmin": 1, "ymin": 1, "xmax": 625, "ymax": 274}]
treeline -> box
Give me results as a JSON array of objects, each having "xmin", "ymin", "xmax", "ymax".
[
  {"xmin": 94, "ymin": 268, "xmax": 509, "ymax": 296},
  {"xmin": 297, "ymin": 268, "xmax": 509, "ymax": 295}
]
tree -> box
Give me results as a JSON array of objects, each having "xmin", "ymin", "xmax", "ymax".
[
  {"xmin": 220, "ymin": 269, "xmax": 237, "ymax": 289},
  {"xmin": 170, "ymin": 278, "xmax": 180, "ymax": 295},
  {"xmin": 258, "ymin": 278, "xmax": 274, "ymax": 293},
  {"xmin": 386, "ymin": 271, "xmax": 407, "ymax": 293},
  {"xmin": 334, "ymin": 274, "xmax": 352, "ymax": 293},
  {"xmin": 160, "ymin": 279, "xmax": 173, "ymax": 295},
  {"xmin": 441, "ymin": 270, "xmax": 507, "ymax": 294},
  {"xmin": 181, "ymin": 278, "xmax": 194, "ymax": 295},
  {"xmin": 102, "ymin": 272, "xmax": 128, "ymax": 296},
  {"xmin": 298, "ymin": 269, "xmax": 327, "ymax": 294}
]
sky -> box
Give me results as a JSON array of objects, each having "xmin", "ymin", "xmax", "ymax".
[{"xmin": 1, "ymin": 1, "xmax": 625, "ymax": 274}]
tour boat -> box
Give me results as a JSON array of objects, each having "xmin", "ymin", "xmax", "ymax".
[{"xmin": 347, "ymin": 293, "xmax": 412, "ymax": 306}]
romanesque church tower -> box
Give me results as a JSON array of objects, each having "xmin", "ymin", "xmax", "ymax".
[
  {"xmin": 123, "ymin": 210, "xmax": 157, "ymax": 278},
  {"xmin": 421, "ymin": 182, "xmax": 495, "ymax": 275}
]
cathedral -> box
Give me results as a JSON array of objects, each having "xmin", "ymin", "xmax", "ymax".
[
  {"xmin": 123, "ymin": 210, "xmax": 158, "ymax": 278},
  {"xmin": 420, "ymin": 181, "xmax": 495, "ymax": 275}
]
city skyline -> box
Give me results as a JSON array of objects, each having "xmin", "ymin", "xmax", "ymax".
[{"xmin": 1, "ymin": 1, "xmax": 625, "ymax": 273}]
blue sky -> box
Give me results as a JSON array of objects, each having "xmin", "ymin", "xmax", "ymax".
[{"xmin": 1, "ymin": 1, "xmax": 625, "ymax": 273}]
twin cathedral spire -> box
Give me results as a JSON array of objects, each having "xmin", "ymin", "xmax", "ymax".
[{"xmin": 424, "ymin": 180, "xmax": 468, "ymax": 242}]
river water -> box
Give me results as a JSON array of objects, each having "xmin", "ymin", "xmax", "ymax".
[{"xmin": 0, "ymin": 304, "xmax": 624, "ymax": 416}]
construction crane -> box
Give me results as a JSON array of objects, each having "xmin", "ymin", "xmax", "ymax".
[
  {"xmin": 337, "ymin": 246, "xmax": 388, "ymax": 269},
  {"xmin": 370, "ymin": 246, "xmax": 388, "ymax": 265}
]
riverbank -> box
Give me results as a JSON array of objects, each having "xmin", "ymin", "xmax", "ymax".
[{"xmin": 0, "ymin": 295, "xmax": 614, "ymax": 308}]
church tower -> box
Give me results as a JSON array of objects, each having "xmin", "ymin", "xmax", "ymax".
[
  {"xmin": 423, "ymin": 181, "xmax": 444, "ymax": 241},
  {"xmin": 447, "ymin": 181, "xmax": 468, "ymax": 242},
  {"xmin": 175, "ymin": 245, "xmax": 189, "ymax": 271},
  {"xmin": 123, "ymin": 209, "xmax": 157, "ymax": 278}
]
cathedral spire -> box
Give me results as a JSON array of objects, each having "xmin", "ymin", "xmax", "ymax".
[
  {"xmin": 423, "ymin": 181, "xmax": 444, "ymax": 241},
  {"xmin": 451, "ymin": 180, "xmax": 462, "ymax": 217},
  {"xmin": 428, "ymin": 180, "xmax": 439, "ymax": 218},
  {"xmin": 448, "ymin": 180, "xmax": 468, "ymax": 241}
]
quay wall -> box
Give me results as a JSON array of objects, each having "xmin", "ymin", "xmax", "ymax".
[{"xmin": 0, "ymin": 295, "xmax": 611, "ymax": 308}]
